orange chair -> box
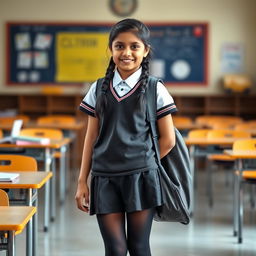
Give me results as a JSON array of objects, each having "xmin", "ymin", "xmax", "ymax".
[
  {"xmin": 0, "ymin": 155, "xmax": 37, "ymax": 239},
  {"xmin": 232, "ymin": 139, "xmax": 256, "ymax": 243},
  {"xmin": 37, "ymin": 115, "xmax": 76, "ymax": 125},
  {"xmin": 0, "ymin": 115, "xmax": 29, "ymax": 125},
  {"xmin": 19, "ymin": 128, "xmax": 63, "ymax": 140},
  {"xmin": 195, "ymin": 115, "xmax": 243, "ymax": 128},
  {"xmin": 206, "ymin": 130, "xmax": 251, "ymax": 207},
  {"xmin": 19, "ymin": 128, "xmax": 63, "ymax": 210},
  {"xmin": 173, "ymin": 116, "xmax": 193, "ymax": 126},
  {"xmin": 187, "ymin": 129, "xmax": 212, "ymax": 188},
  {"xmin": 0, "ymin": 189, "xmax": 9, "ymax": 206},
  {"xmin": 0, "ymin": 188, "xmax": 33, "ymax": 250},
  {"xmin": 234, "ymin": 122, "xmax": 256, "ymax": 134},
  {"xmin": 0, "ymin": 129, "xmax": 3, "ymax": 138},
  {"xmin": 206, "ymin": 118, "xmax": 242, "ymax": 129},
  {"xmin": 0, "ymin": 155, "xmax": 37, "ymax": 172}
]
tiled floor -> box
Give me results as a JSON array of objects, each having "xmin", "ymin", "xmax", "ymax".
[{"xmin": 3, "ymin": 168, "xmax": 256, "ymax": 256}]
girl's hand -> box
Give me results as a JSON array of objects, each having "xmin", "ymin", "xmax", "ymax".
[{"xmin": 75, "ymin": 182, "xmax": 90, "ymax": 213}]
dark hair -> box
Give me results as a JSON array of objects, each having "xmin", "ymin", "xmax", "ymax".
[{"xmin": 95, "ymin": 18, "xmax": 151, "ymax": 117}]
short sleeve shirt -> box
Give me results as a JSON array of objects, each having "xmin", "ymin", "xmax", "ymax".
[{"xmin": 80, "ymin": 68, "xmax": 177, "ymax": 119}]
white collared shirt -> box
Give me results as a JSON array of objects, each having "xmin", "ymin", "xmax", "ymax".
[{"xmin": 80, "ymin": 68, "xmax": 177, "ymax": 119}]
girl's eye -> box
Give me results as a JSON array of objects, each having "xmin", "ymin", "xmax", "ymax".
[
  {"xmin": 114, "ymin": 44, "xmax": 123, "ymax": 49},
  {"xmin": 131, "ymin": 44, "xmax": 140, "ymax": 50}
]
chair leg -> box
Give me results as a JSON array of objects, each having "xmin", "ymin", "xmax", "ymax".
[
  {"xmin": 238, "ymin": 180, "xmax": 244, "ymax": 243},
  {"xmin": 249, "ymin": 185, "xmax": 255, "ymax": 209},
  {"xmin": 206, "ymin": 160, "xmax": 213, "ymax": 207},
  {"xmin": 233, "ymin": 171, "xmax": 238, "ymax": 236}
]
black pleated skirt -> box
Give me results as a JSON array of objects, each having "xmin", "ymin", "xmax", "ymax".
[{"xmin": 89, "ymin": 168, "xmax": 164, "ymax": 215}]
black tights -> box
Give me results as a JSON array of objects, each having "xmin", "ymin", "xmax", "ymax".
[{"xmin": 96, "ymin": 208, "xmax": 155, "ymax": 256}]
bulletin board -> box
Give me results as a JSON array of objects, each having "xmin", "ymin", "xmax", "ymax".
[{"xmin": 6, "ymin": 22, "xmax": 208, "ymax": 86}]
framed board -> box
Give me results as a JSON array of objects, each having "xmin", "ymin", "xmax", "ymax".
[{"xmin": 6, "ymin": 22, "xmax": 208, "ymax": 86}]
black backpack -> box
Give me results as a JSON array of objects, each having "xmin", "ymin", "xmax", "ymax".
[{"xmin": 146, "ymin": 76, "xmax": 192, "ymax": 224}]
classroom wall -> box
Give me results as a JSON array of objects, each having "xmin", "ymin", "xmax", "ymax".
[{"xmin": 0, "ymin": 0, "xmax": 255, "ymax": 95}]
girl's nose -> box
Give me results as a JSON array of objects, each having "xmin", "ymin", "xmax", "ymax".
[{"xmin": 123, "ymin": 47, "xmax": 131, "ymax": 56}]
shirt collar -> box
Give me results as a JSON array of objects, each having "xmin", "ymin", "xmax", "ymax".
[{"xmin": 112, "ymin": 68, "xmax": 142, "ymax": 89}]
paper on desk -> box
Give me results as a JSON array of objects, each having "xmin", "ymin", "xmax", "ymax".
[{"xmin": 0, "ymin": 172, "xmax": 20, "ymax": 182}]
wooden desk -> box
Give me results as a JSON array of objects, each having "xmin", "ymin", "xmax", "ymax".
[
  {"xmin": 0, "ymin": 171, "xmax": 52, "ymax": 256},
  {"xmin": 224, "ymin": 149, "xmax": 256, "ymax": 243},
  {"xmin": 0, "ymin": 206, "xmax": 36, "ymax": 256},
  {"xmin": 185, "ymin": 137, "xmax": 249, "ymax": 214},
  {"xmin": 0, "ymin": 120, "xmax": 86, "ymax": 169},
  {"xmin": 0, "ymin": 137, "xmax": 71, "ymax": 204}
]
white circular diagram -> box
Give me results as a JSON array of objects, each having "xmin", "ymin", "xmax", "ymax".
[{"xmin": 170, "ymin": 60, "xmax": 191, "ymax": 80}]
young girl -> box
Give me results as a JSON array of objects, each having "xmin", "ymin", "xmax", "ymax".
[{"xmin": 75, "ymin": 18, "xmax": 177, "ymax": 256}]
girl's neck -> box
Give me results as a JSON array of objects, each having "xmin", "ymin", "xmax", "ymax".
[{"xmin": 117, "ymin": 67, "xmax": 141, "ymax": 80}]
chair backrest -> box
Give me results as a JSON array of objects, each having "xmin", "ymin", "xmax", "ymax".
[
  {"xmin": 0, "ymin": 115, "xmax": 29, "ymax": 125},
  {"xmin": 233, "ymin": 139, "xmax": 256, "ymax": 151},
  {"xmin": 234, "ymin": 122, "xmax": 256, "ymax": 131},
  {"xmin": 188, "ymin": 129, "xmax": 210, "ymax": 138},
  {"xmin": 19, "ymin": 128, "xmax": 63, "ymax": 140},
  {"xmin": 0, "ymin": 129, "xmax": 3, "ymax": 138},
  {"xmin": 0, "ymin": 189, "xmax": 9, "ymax": 206},
  {"xmin": 172, "ymin": 116, "xmax": 193, "ymax": 126},
  {"xmin": 37, "ymin": 115, "xmax": 76, "ymax": 125},
  {"xmin": 210, "ymin": 122, "xmax": 235, "ymax": 129},
  {"xmin": 0, "ymin": 155, "xmax": 37, "ymax": 171},
  {"xmin": 207, "ymin": 129, "xmax": 251, "ymax": 139},
  {"xmin": 195, "ymin": 115, "xmax": 243, "ymax": 127}
]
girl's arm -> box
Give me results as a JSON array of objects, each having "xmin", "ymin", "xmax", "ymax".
[
  {"xmin": 157, "ymin": 114, "xmax": 175, "ymax": 159},
  {"xmin": 75, "ymin": 115, "xmax": 99, "ymax": 212}
]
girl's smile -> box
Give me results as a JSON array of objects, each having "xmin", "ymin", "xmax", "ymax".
[{"xmin": 110, "ymin": 31, "xmax": 149, "ymax": 79}]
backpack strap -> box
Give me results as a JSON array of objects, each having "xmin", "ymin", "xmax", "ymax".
[
  {"xmin": 146, "ymin": 76, "xmax": 162, "ymax": 164},
  {"xmin": 95, "ymin": 77, "xmax": 105, "ymax": 98}
]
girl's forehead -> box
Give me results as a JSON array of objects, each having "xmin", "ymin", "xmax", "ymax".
[{"xmin": 112, "ymin": 31, "xmax": 143, "ymax": 43}]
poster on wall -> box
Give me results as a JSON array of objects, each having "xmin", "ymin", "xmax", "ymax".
[
  {"xmin": 221, "ymin": 43, "xmax": 244, "ymax": 73},
  {"xmin": 6, "ymin": 22, "xmax": 208, "ymax": 86}
]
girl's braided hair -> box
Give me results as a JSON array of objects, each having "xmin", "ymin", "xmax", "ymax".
[{"xmin": 95, "ymin": 18, "xmax": 151, "ymax": 117}]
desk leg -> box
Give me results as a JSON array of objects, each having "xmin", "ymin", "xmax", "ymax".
[
  {"xmin": 233, "ymin": 159, "xmax": 243, "ymax": 237},
  {"xmin": 33, "ymin": 191, "xmax": 38, "ymax": 256},
  {"xmin": 50, "ymin": 151, "xmax": 56, "ymax": 222},
  {"xmin": 7, "ymin": 231, "xmax": 15, "ymax": 256},
  {"xmin": 189, "ymin": 145, "xmax": 195, "ymax": 215},
  {"xmin": 26, "ymin": 189, "xmax": 33, "ymax": 256},
  {"xmin": 237, "ymin": 159, "xmax": 243, "ymax": 243},
  {"xmin": 44, "ymin": 148, "xmax": 51, "ymax": 232},
  {"xmin": 60, "ymin": 145, "xmax": 67, "ymax": 205}
]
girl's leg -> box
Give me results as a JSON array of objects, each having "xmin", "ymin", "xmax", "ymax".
[
  {"xmin": 96, "ymin": 212, "xmax": 127, "ymax": 256},
  {"xmin": 127, "ymin": 208, "xmax": 155, "ymax": 256}
]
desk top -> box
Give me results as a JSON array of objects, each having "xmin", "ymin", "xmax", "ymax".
[
  {"xmin": 0, "ymin": 121, "xmax": 85, "ymax": 131},
  {"xmin": 0, "ymin": 138, "xmax": 71, "ymax": 149},
  {"xmin": 224, "ymin": 150, "xmax": 256, "ymax": 159},
  {"xmin": 185, "ymin": 137, "xmax": 244, "ymax": 146},
  {"xmin": 174, "ymin": 123, "xmax": 202, "ymax": 130},
  {"xmin": 0, "ymin": 206, "xmax": 36, "ymax": 231},
  {"xmin": 0, "ymin": 171, "xmax": 52, "ymax": 189}
]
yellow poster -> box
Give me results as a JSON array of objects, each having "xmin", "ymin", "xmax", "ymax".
[{"xmin": 56, "ymin": 32, "xmax": 110, "ymax": 82}]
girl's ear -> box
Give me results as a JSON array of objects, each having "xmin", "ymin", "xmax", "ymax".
[{"xmin": 144, "ymin": 45, "xmax": 150, "ymax": 58}]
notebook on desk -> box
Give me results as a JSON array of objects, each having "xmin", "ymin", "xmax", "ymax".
[
  {"xmin": 0, "ymin": 172, "xmax": 19, "ymax": 182},
  {"xmin": 0, "ymin": 119, "xmax": 23, "ymax": 144}
]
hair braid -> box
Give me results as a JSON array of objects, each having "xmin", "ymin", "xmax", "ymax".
[
  {"xmin": 95, "ymin": 57, "xmax": 115, "ymax": 118},
  {"xmin": 137, "ymin": 56, "xmax": 150, "ymax": 110}
]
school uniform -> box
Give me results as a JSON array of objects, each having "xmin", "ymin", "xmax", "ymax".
[{"xmin": 80, "ymin": 68, "xmax": 177, "ymax": 215}]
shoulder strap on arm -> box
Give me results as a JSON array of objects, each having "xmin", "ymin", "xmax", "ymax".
[
  {"xmin": 146, "ymin": 76, "xmax": 162, "ymax": 162},
  {"xmin": 95, "ymin": 77, "xmax": 105, "ymax": 98}
]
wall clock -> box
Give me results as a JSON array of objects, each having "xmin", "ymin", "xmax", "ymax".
[{"xmin": 109, "ymin": 0, "xmax": 137, "ymax": 17}]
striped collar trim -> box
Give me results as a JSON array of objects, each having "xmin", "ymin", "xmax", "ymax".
[{"xmin": 110, "ymin": 80, "xmax": 141, "ymax": 102}]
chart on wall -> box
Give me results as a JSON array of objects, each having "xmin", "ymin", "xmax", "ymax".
[{"xmin": 6, "ymin": 22, "xmax": 208, "ymax": 86}]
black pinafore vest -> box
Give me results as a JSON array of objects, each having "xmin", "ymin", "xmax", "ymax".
[{"xmin": 91, "ymin": 79, "xmax": 158, "ymax": 176}]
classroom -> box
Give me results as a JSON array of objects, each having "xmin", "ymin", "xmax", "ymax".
[{"xmin": 0, "ymin": 0, "xmax": 256, "ymax": 255}]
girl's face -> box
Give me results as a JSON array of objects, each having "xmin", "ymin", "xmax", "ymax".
[{"xmin": 110, "ymin": 31, "xmax": 149, "ymax": 80}]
